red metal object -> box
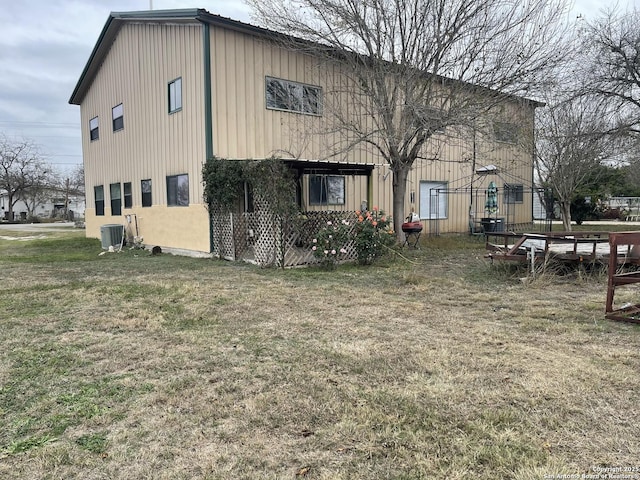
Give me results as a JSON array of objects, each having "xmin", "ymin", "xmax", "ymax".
[
  {"xmin": 401, "ymin": 221, "xmax": 423, "ymax": 234},
  {"xmin": 401, "ymin": 221, "xmax": 422, "ymax": 248}
]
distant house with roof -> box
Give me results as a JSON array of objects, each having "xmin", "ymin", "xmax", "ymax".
[{"xmin": 69, "ymin": 8, "xmax": 540, "ymax": 261}]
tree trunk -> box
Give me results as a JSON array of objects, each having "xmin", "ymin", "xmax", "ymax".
[
  {"xmin": 560, "ymin": 201, "xmax": 572, "ymax": 232},
  {"xmin": 392, "ymin": 165, "xmax": 410, "ymax": 243},
  {"xmin": 6, "ymin": 192, "xmax": 16, "ymax": 221}
]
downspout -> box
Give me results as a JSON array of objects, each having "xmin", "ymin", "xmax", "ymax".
[
  {"xmin": 201, "ymin": 20, "xmax": 215, "ymax": 253},
  {"xmin": 367, "ymin": 170, "xmax": 373, "ymax": 211}
]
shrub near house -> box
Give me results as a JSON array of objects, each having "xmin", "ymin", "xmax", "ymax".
[{"xmin": 312, "ymin": 207, "xmax": 394, "ymax": 268}]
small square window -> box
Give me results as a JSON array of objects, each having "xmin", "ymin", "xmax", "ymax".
[
  {"xmin": 167, "ymin": 174, "xmax": 189, "ymax": 206},
  {"xmin": 494, "ymin": 122, "xmax": 517, "ymax": 144},
  {"xmin": 112, "ymin": 103, "xmax": 124, "ymax": 132},
  {"xmin": 89, "ymin": 116, "xmax": 99, "ymax": 141},
  {"xmin": 141, "ymin": 179, "xmax": 152, "ymax": 207},
  {"xmin": 168, "ymin": 77, "xmax": 182, "ymax": 113},
  {"xmin": 123, "ymin": 182, "xmax": 132, "ymax": 208},
  {"xmin": 94, "ymin": 185, "xmax": 104, "ymax": 216},
  {"xmin": 504, "ymin": 184, "xmax": 524, "ymax": 204},
  {"xmin": 110, "ymin": 182, "xmax": 122, "ymax": 215}
]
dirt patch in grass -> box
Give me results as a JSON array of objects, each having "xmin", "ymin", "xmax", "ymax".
[{"xmin": 0, "ymin": 230, "xmax": 639, "ymax": 479}]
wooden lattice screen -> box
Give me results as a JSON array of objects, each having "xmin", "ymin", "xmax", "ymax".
[{"xmin": 210, "ymin": 199, "xmax": 360, "ymax": 267}]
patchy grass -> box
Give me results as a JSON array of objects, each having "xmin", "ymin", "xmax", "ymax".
[{"xmin": 0, "ymin": 229, "xmax": 639, "ymax": 479}]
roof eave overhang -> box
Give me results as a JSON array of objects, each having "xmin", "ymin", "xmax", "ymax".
[{"xmin": 283, "ymin": 159, "xmax": 374, "ymax": 175}]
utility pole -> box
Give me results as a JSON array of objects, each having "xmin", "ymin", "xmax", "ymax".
[{"xmin": 64, "ymin": 177, "xmax": 70, "ymax": 220}]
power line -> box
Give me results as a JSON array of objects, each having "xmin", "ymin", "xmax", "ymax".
[{"xmin": 0, "ymin": 120, "xmax": 79, "ymax": 127}]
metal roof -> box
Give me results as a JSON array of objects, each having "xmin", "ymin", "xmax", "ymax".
[
  {"xmin": 68, "ymin": 9, "xmax": 286, "ymax": 105},
  {"xmin": 69, "ymin": 8, "xmax": 546, "ymax": 108}
]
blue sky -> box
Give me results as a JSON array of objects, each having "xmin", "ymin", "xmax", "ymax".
[{"xmin": 0, "ymin": 0, "xmax": 635, "ymax": 174}]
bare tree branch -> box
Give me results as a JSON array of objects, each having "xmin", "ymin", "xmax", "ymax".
[{"xmin": 248, "ymin": 0, "xmax": 572, "ymax": 236}]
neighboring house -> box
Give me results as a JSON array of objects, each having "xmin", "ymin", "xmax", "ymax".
[
  {"xmin": 0, "ymin": 190, "xmax": 85, "ymax": 221},
  {"xmin": 70, "ymin": 8, "xmax": 540, "ymax": 259},
  {"xmin": 0, "ymin": 192, "xmax": 29, "ymax": 221}
]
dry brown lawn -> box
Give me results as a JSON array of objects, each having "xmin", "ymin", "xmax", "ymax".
[{"xmin": 0, "ymin": 230, "xmax": 639, "ymax": 479}]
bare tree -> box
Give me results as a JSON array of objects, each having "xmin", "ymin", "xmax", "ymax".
[
  {"xmin": 248, "ymin": 0, "xmax": 572, "ymax": 236},
  {"xmin": 0, "ymin": 135, "xmax": 51, "ymax": 221},
  {"xmin": 535, "ymin": 95, "xmax": 621, "ymax": 231},
  {"xmin": 59, "ymin": 165, "xmax": 85, "ymax": 220},
  {"xmin": 19, "ymin": 169, "xmax": 58, "ymax": 219},
  {"xmin": 583, "ymin": 7, "xmax": 640, "ymax": 136}
]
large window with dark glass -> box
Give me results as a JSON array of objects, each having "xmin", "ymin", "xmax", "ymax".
[
  {"xmin": 112, "ymin": 103, "xmax": 124, "ymax": 131},
  {"xmin": 266, "ymin": 77, "xmax": 322, "ymax": 115},
  {"xmin": 167, "ymin": 174, "xmax": 189, "ymax": 206},
  {"xmin": 110, "ymin": 183, "xmax": 122, "ymax": 215},
  {"xmin": 309, "ymin": 175, "xmax": 345, "ymax": 205},
  {"xmin": 94, "ymin": 185, "xmax": 104, "ymax": 216},
  {"xmin": 123, "ymin": 182, "xmax": 132, "ymax": 208},
  {"xmin": 141, "ymin": 179, "xmax": 152, "ymax": 207},
  {"xmin": 89, "ymin": 116, "xmax": 99, "ymax": 141}
]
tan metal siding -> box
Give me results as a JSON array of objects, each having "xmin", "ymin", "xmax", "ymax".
[{"xmin": 80, "ymin": 22, "xmax": 209, "ymax": 252}]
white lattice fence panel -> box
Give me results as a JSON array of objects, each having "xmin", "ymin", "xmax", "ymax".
[
  {"xmin": 283, "ymin": 211, "xmax": 359, "ymax": 267},
  {"xmin": 210, "ymin": 204, "xmax": 235, "ymax": 261},
  {"xmin": 249, "ymin": 193, "xmax": 280, "ymax": 267}
]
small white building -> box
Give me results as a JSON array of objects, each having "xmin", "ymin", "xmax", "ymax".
[{"xmin": 0, "ymin": 190, "xmax": 85, "ymax": 222}]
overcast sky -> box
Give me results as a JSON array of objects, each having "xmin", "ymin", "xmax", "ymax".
[{"xmin": 0, "ymin": 0, "xmax": 636, "ymax": 175}]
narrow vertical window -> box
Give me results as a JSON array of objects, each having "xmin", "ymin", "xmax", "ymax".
[
  {"xmin": 141, "ymin": 179, "xmax": 152, "ymax": 207},
  {"xmin": 112, "ymin": 103, "xmax": 124, "ymax": 131},
  {"xmin": 168, "ymin": 77, "xmax": 182, "ymax": 113},
  {"xmin": 166, "ymin": 174, "xmax": 189, "ymax": 206},
  {"xmin": 94, "ymin": 185, "xmax": 104, "ymax": 216},
  {"xmin": 89, "ymin": 116, "xmax": 99, "ymax": 141},
  {"xmin": 110, "ymin": 183, "xmax": 122, "ymax": 215},
  {"xmin": 123, "ymin": 182, "xmax": 132, "ymax": 208}
]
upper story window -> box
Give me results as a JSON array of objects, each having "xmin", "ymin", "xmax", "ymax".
[
  {"xmin": 141, "ymin": 179, "xmax": 152, "ymax": 207},
  {"xmin": 493, "ymin": 122, "xmax": 518, "ymax": 144},
  {"xmin": 112, "ymin": 103, "xmax": 124, "ymax": 132},
  {"xmin": 168, "ymin": 77, "xmax": 182, "ymax": 113},
  {"xmin": 94, "ymin": 185, "xmax": 104, "ymax": 216},
  {"xmin": 266, "ymin": 77, "xmax": 322, "ymax": 115},
  {"xmin": 167, "ymin": 174, "xmax": 189, "ymax": 207},
  {"xmin": 309, "ymin": 175, "xmax": 344, "ymax": 205},
  {"xmin": 89, "ymin": 116, "xmax": 99, "ymax": 141}
]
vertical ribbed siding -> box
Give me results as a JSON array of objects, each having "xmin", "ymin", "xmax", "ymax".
[
  {"xmin": 81, "ymin": 22, "xmax": 210, "ymax": 251},
  {"xmin": 80, "ymin": 20, "xmax": 536, "ymax": 235},
  {"xmin": 82, "ymin": 23, "xmax": 205, "ymax": 208},
  {"xmin": 207, "ymin": 25, "xmax": 535, "ymax": 225}
]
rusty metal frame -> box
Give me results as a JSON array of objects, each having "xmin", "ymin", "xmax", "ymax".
[
  {"xmin": 605, "ymin": 231, "xmax": 640, "ymax": 323},
  {"xmin": 485, "ymin": 231, "xmax": 611, "ymax": 264}
]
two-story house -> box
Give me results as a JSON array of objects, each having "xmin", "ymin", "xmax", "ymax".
[{"xmin": 70, "ymin": 8, "xmax": 540, "ymax": 259}]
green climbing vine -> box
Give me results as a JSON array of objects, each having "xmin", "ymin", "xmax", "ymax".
[{"xmin": 202, "ymin": 156, "xmax": 299, "ymax": 215}]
